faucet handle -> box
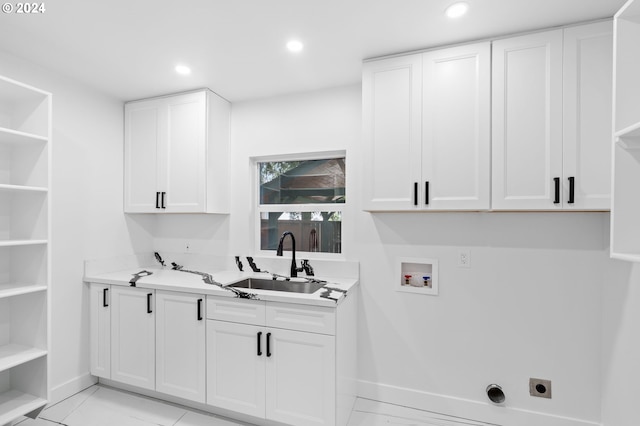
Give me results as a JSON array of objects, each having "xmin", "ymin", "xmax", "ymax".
[{"xmin": 301, "ymin": 259, "xmax": 314, "ymax": 276}]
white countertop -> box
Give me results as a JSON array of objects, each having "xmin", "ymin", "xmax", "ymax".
[{"xmin": 84, "ymin": 265, "xmax": 358, "ymax": 307}]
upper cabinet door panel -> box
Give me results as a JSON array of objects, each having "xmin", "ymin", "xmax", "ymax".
[
  {"xmin": 422, "ymin": 42, "xmax": 491, "ymax": 210},
  {"xmin": 362, "ymin": 54, "xmax": 423, "ymax": 210},
  {"xmin": 124, "ymin": 101, "xmax": 161, "ymax": 213},
  {"xmin": 563, "ymin": 21, "xmax": 613, "ymax": 210},
  {"xmin": 163, "ymin": 92, "xmax": 207, "ymax": 212},
  {"xmin": 492, "ymin": 30, "xmax": 563, "ymax": 210}
]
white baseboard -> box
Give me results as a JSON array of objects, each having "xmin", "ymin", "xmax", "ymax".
[
  {"xmin": 49, "ymin": 373, "xmax": 98, "ymax": 405},
  {"xmin": 357, "ymin": 380, "xmax": 600, "ymax": 426}
]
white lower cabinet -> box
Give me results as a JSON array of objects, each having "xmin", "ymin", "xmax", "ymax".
[
  {"xmin": 206, "ymin": 320, "xmax": 266, "ymax": 417},
  {"xmin": 206, "ymin": 296, "xmax": 349, "ymax": 426},
  {"xmin": 90, "ymin": 285, "xmax": 357, "ymax": 426},
  {"xmin": 89, "ymin": 284, "xmax": 111, "ymax": 379},
  {"xmin": 265, "ymin": 328, "xmax": 335, "ymax": 426},
  {"xmin": 207, "ymin": 320, "xmax": 335, "ymax": 425},
  {"xmin": 90, "ymin": 284, "xmax": 206, "ymax": 402},
  {"xmin": 155, "ymin": 290, "xmax": 206, "ymax": 403},
  {"xmin": 110, "ymin": 286, "xmax": 156, "ymax": 390}
]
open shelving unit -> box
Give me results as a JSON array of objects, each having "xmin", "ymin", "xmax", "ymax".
[
  {"xmin": 0, "ymin": 74, "xmax": 51, "ymax": 423},
  {"xmin": 611, "ymin": 0, "xmax": 640, "ymax": 262}
]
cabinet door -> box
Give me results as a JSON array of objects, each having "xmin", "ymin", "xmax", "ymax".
[
  {"xmin": 362, "ymin": 54, "xmax": 423, "ymax": 210},
  {"xmin": 265, "ymin": 329, "xmax": 335, "ymax": 426},
  {"xmin": 156, "ymin": 291, "xmax": 206, "ymax": 403},
  {"xmin": 124, "ymin": 99, "xmax": 162, "ymax": 213},
  {"xmin": 89, "ymin": 283, "xmax": 110, "ymax": 379},
  {"xmin": 206, "ymin": 320, "xmax": 266, "ymax": 418},
  {"xmin": 422, "ymin": 42, "xmax": 491, "ymax": 210},
  {"xmin": 563, "ymin": 21, "xmax": 613, "ymax": 210},
  {"xmin": 492, "ymin": 30, "xmax": 563, "ymax": 210},
  {"xmin": 161, "ymin": 91, "xmax": 207, "ymax": 212},
  {"xmin": 111, "ymin": 287, "xmax": 155, "ymax": 390}
]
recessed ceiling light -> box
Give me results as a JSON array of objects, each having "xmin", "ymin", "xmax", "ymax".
[
  {"xmin": 445, "ymin": 2, "xmax": 469, "ymax": 18},
  {"xmin": 175, "ymin": 64, "xmax": 191, "ymax": 75},
  {"xmin": 286, "ymin": 40, "xmax": 304, "ymax": 53}
]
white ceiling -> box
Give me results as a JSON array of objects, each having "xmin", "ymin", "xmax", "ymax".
[{"xmin": 0, "ymin": 0, "xmax": 626, "ymax": 102}]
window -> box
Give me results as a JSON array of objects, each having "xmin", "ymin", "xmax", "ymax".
[{"xmin": 256, "ymin": 155, "xmax": 345, "ymax": 255}]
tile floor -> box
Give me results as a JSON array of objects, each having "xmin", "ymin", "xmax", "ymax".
[{"xmin": 14, "ymin": 385, "xmax": 492, "ymax": 426}]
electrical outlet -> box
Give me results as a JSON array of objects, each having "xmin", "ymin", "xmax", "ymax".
[
  {"xmin": 529, "ymin": 378, "xmax": 552, "ymax": 399},
  {"xmin": 457, "ymin": 249, "xmax": 471, "ymax": 268}
]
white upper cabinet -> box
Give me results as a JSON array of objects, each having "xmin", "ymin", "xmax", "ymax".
[
  {"xmin": 124, "ymin": 89, "xmax": 230, "ymax": 213},
  {"xmin": 491, "ymin": 29, "xmax": 564, "ymax": 210},
  {"xmin": 563, "ymin": 21, "xmax": 613, "ymax": 210},
  {"xmin": 422, "ymin": 42, "xmax": 491, "ymax": 210},
  {"xmin": 363, "ymin": 21, "xmax": 613, "ymax": 212},
  {"xmin": 492, "ymin": 23, "xmax": 613, "ymax": 210},
  {"xmin": 362, "ymin": 54, "xmax": 423, "ymax": 211},
  {"xmin": 363, "ymin": 42, "xmax": 490, "ymax": 211},
  {"xmin": 124, "ymin": 98, "xmax": 160, "ymax": 212}
]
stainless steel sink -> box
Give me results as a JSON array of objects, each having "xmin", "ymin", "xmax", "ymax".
[{"xmin": 228, "ymin": 278, "xmax": 325, "ymax": 294}]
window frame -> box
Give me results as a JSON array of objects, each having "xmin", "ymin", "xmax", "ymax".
[{"xmin": 252, "ymin": 150, "xmax": 346, "ymax": 259}]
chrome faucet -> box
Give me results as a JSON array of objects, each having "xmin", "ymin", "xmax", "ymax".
[{"xmin": 276, "ymin": 231, "xmax": 303, "ymax": 278}]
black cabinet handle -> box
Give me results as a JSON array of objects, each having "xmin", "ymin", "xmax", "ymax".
[
  {"xmin": 553, "ymin": 177, "xmax": 560, "ymax": 204},
  {"xmin": 413, "ymin": 182, "xmax": 418, "ymax": 206},
  {"xmin": 568, "ymin": 177, "xmax": 575, "ymax": 204},
  {"xmin": 103, "ymin": 288, "xmax": 109, "ymax": 307},
  {"xmin": 155, "ymin": 192, "xmax": 160, "ymax": 209},
  {"xmin": 266, "ymin": 332, "xmax": 272, "ymax": 357},
  {"xmin": 147, "ymin": 293, "xmax": 153, "ymax": 313},
  {"xmin": 197, "ymin": 298, "xmax": 203, "ymax": 321},
  {"xmin": 161, "ymin": 192, "xmax": 166, "ymax": 209},
  {"xmin": 425, "ymin": 181, "xmax": 429, "ymax": 205},
  {"xmin": 257, "ymin": 331, "xmax": 263, "ymax": 356}
]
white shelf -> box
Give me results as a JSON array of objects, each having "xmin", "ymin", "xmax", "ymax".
[
  {"xmin": 0, "ymin": 127, "xmax": 47, "ymax": 145},
  {"xmin": 610, "ymin": 252, "xmax": 640, "ymax": 262},
  {"xmin": 0, "ymin": 75, "xmax": 49, "ymax": 102},
  {"xmin": 615, "ymin": 121, "xmax": 640, "ymax": 150},
  {"xmin": 617, "ymin": 0, "xmax": 640, "ymax": 20},
  {"xmin": 0, "ymin": 74, "xmax": 50, "ymax": 423},
  {"xmin": 0, "ymin": 184, "xmax": 48, "ymax": 193},
  {"xmin": 0, "ymin": 240, "xmax": 47, "ymax": 247},
  {"xmin": 0, "ymin": 283, "xmax": 47, "ymax": 299},
  {"xmin": 0, "ymin": 344, "xmax": 47, "ymax": 374},
  {"xmin": 0, "ymin": 390, "xmax": 47, "ymax": 426}
]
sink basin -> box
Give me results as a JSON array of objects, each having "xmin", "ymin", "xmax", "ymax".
[{"xmin": 228, "ymin": 278, "xmax": 325, "ymax": 294}]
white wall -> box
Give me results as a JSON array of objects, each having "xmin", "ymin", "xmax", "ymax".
[
  {"xmin": 355, "ymin": 213, "xmax": 607, "ymax": 425},
  {"xmin": 0, "ymin": 51, "xmax": 155, "ymax": 400},
  {"xmin": 601, "ymin": 256, "xmax": 640, "ymax": 426}
]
